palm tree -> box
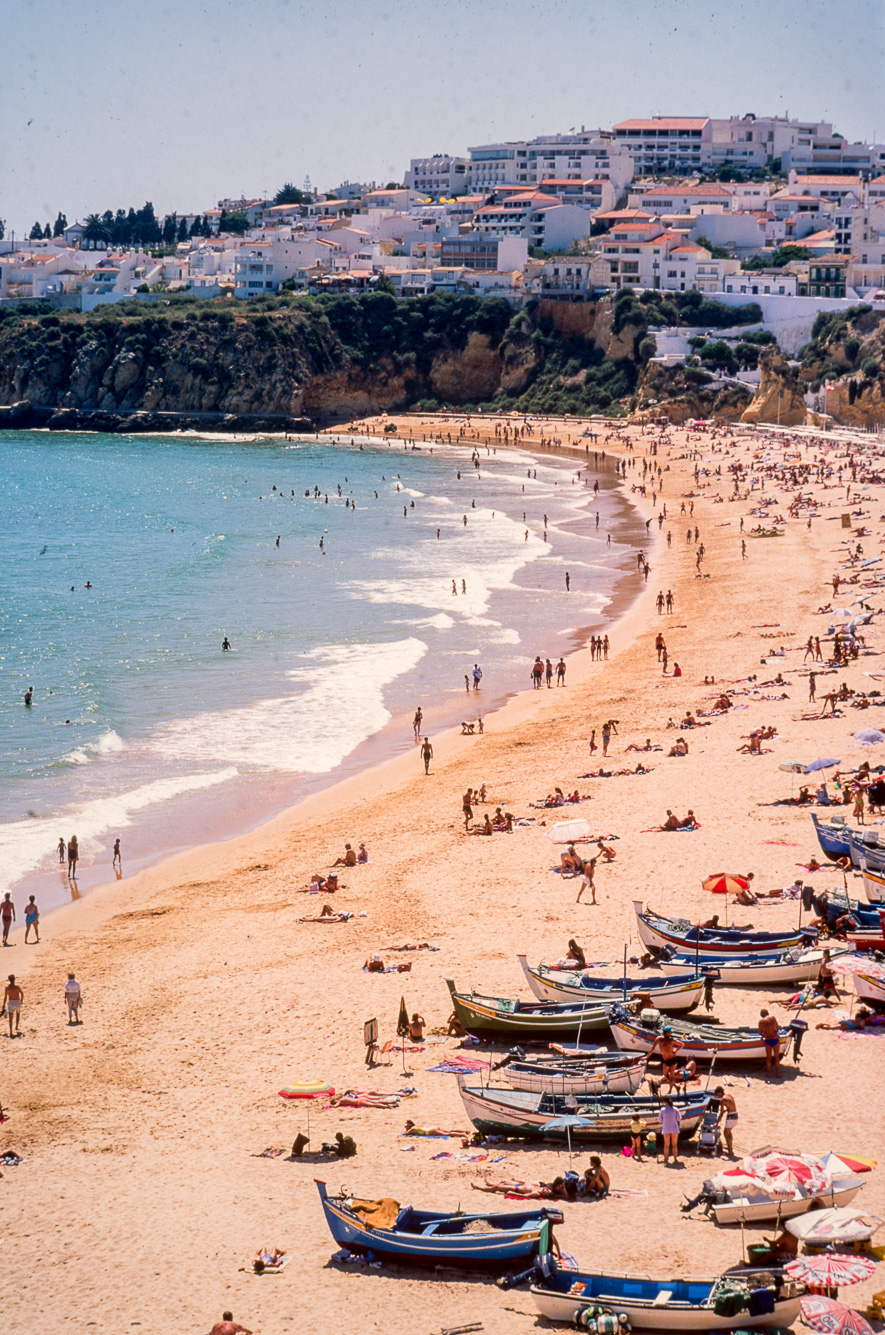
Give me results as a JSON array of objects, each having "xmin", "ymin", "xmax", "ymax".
[{"xmin": 82, "ymin": 213, "xmax": 109, "ymax": 247}]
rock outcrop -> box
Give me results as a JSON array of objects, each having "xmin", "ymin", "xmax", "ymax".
[{"xmin": 740, "ymin": 351, "xmax": 808, "ymax": 426}]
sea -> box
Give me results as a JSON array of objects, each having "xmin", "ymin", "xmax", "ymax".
[{"xmin": 0, "ymin": 429, "xmax": 644, "ymax": 910}]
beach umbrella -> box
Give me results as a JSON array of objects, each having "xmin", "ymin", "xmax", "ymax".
[
  {"xmin": 779, "ymin": 761, "xmax": 808, "ymax": 773},
  {"xmin": 785, "ymin": 1252, "xmax": 876, "ymax": 1288},
  {"xmin": 830, "ymin": 956, "xmax": 882, "ymax": 978},
  {"xmin": 703, "ymin": 873, "xmax": 750, "ymax": 895},
  {"xmin": 786, "ymin": 1208, "xmax": 884, "ymax": 1246},
  {"xmin": 818, "ymin": 1151, "xmax": 877, "ymax": 1176},
  {"xmin": 542, "ymin": 1113, "xmax": 593, "ymax": 1167},
  {"xmin": 853, "ymin": 729, "xmax": 885, "ymax": 746},
  {"xmin": 804, "ymin": 758, "xmax": 841, "ymax": 773},
  {"xmin": 277, "ymin": 1078, "xmax": 335, "ymax": 1146},
  {"xmin": 799, "ymin": 1295, "xmax": 874, "ymax": 1334},
  {"xmin": 544, "ymin": 819, "xmax": 593, "ymax": 844}
]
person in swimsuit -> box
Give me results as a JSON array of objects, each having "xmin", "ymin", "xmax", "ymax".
[
  {"xmin": 714, "ymin": 1086, "xmax": 738, "ymax": 1157},
  {"xmin": 413, "ymin": 707, "xmax": 423, "ymax": 739},
  {"xmin": 421, "ymin": 738, "xmax": 433, "ymax": 774},
  {"xmin": 1, "ymin": 894, "xmax": 14, "ymax": 946},
  {"xmin": 24, "ymin": 897, "xmax": 39, "ymax": 944},
  {"xmin": 57, "ymin": 837, "xmax": 66, "ymax": 864},
  {"xmin": 758, "ymin": 1009, "xmax": 781, "ymax": 1078},
  {"xmin": 646, "ymin": 1027, "xmax": 684, "ymax": 1089},
  {"xmin": 3, "ymin": 975, "xmax": 23, "ymax": 1037},
  {"xmin": 112, "ymin": 838, "xmax": 122, "ymax": 868},
  {"xmin": 67, "ymin": 836, "xmax": 79, "ymax": 878}
]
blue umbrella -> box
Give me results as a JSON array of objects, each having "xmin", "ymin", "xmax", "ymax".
[
  {"xmin": 854, "ymin": 730, "xmax": 885, "ymax": 746},
  {"xmin": 803, "ymin": 758, "xmax": 841, "ymax": 773},
  {"xmin": 542, "ymin": 1113, "xmax": 594, "ymax": 1166}
]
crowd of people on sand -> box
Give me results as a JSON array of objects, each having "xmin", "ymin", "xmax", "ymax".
[{"xmin": 17, "ymin": 413, "xmax": 885, "ymax": 1335}]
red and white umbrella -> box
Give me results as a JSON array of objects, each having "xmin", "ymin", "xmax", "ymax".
[
  {"xmin": 785, "ymin": 1252, "xmax": 876, "ymax": 1287},
  {"xmin": 703, "ymin": 873, "xmax": 750, "ymax": 895},
  {"xmin": 800, "ymin": 1294, "xmax": 874, "ymax": 1334}
]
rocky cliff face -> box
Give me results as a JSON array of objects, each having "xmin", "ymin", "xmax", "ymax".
[{"xmin": 740, "ymin": 351, "xmax": 808, "ymax": 426}]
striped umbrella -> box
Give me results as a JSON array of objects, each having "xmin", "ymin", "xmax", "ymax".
[
  {"xmin": 785, "ymin": 1252, "xmax": 875, "ymax": 1288},
  {"xmin": 277, "ymin": 1079, "xmax": 335, "ymax": 1146},
  {"xmin": 702, "ymin": 873, "xmax": 749, "ymax": 895},
  {"xmin": 800, "ymin": 1295, "xmax": 874, "ymax": 1334}
]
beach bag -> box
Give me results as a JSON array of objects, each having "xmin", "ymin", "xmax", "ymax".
[{"xmin": 714, "ymin": 1288, "xmax": 748, "ymax": 1318}]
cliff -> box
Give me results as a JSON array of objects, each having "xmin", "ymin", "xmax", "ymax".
[
  {"xmin": 740, "ymin": 350, "xmax": 808, "ymax": 426},
  {"xmin": 0, "ymin": 289, "xmax": 772, "ymax": 427}
]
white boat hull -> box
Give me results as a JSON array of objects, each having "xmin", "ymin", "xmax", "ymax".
[
  {"xmin": 531, "ymin": 1285, "xmax": 801, "ymax": 1330},
  {"xmin": 657, "ymin": 947, "xmax": 854, "ymax": 986},
  {"xmin": 711, "ymin": 1176, "xmax": 865, "ymax": 1225},
  {"xmin": 519, "ymin": 956, "xmax": 703, "ymax": 1011},
  {"xmin": 855, "ymin": 971, "xmax": 885, "ymax": 1005},
  {"xmin": 505, "ymin": 1062, "xmax": 645, "ymax": 1097},
  {"xmin": 862, "ymin": 863, "xmax": 885, "ymax": 904},
  {"xmin": 610, "ymin": 1019, "xmax": 788, "ymax": 1063}
]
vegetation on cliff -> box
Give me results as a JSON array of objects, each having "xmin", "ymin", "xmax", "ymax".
[{"xmin": 0, "ymin": 287, "xmax": 768, "ymax": 421}]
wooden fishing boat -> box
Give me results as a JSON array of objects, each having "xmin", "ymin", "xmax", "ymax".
[
  {"xmin": 657, "ymin": 946, "xmax": 854, "ymax": 986},
  {"xmin": 861, "ymin": 862, "xmax": 885, "ymax": 904},
  {"xmin": 456, "ymin": 1076, "xmax": 711, "ymax": 1139},
  {"xmin": 502, "ymin": 1055, "xmax": 646, "ymax": 1097},
  {"xmin": 709, "ymin": 1174, "xmax": 867, "ymax": 1225},
  {"xmin": 517, "ymin": 955, "xmax": 705, "ymax": 1012},
  {"xmin": 445, "ymin": 979, "xmax": 609, "ymax": 1040},
  {"xmin": 633, "ymin": 901, "xmax": 815, "ymax": 959},
  {"xmin": 530, "ymin": 1262, "xmax": 802, "ymax": 1329},
  {"xmin": 818, "ymin": 892, "xmax": 881, "ymax": 929},
  {"xmin": 314, "ymin": 1180, "xmax": 562, "ymax": 1270},
  {"xmin": 843, "ymin": 908, "xmax": 885, "ymax": 951},
  {"xmin": 811, "ymin": 813, "xmax": 853, "ymax": 862},
  {"xmin": 609, "ymin": 1010, "xmax": 791, "ymax": 1063},
  {"xmin": 855, "ymin": 969, "xmax": 885, "ymax": 1006}
]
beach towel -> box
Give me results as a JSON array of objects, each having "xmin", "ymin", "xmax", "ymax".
[
  {"xmin": 251, "ymin": 1147, "xmax": 287, "ymax": 1158},
  {"xmin": 427, "ymin": 1056, "xmax": 489, "ymax": 1074},
  {"xmin": 329, "ymin": 1090, "xmax": 402, "ymax": 1108}
]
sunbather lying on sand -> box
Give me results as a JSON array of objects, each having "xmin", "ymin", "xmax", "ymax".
[
  {"xmin": 299, "ymin": 904, "xmax": 352, "ymax": 922},
  {"xmin": 471, "ymin": 1176, "xmax": 552, "ymax": 1198},
  {"xmin": 403, "ymin": 1120, "xmax": 468, "ymax": 1137}
]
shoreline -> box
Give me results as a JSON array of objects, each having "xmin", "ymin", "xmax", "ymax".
[
  {"xmin": 22, "ymin": 422, "xmax": 657, "ymax": 946},
  {"xmin": 10, "ymin": 412, "xmax": 884, "ymax": 1335},
  {"xmin": 7, "ymin": 422, "xmax": 648, "ymax": 918}
]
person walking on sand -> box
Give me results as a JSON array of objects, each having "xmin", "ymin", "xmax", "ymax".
[
  {"xmin": 462, "ymin": 788, "xmax": 474, "ymax": 831},
  {"xmin": 601, "ymin": 722, "xmax": 612, "ymax": 757},
  {"xmin": 576, "ymin": 858, "xmax": 597, "ymax": 905},
  {"xmin": 24, "ymin": 897, "xmax": 39, "ymax": 944},
  {"xmin": 4, "ymin": 975, "xmax": 23, "ymax": 1037},
  {"xmin": 64, "ymin": 972, "xmax": 82, "ymax": 1024},
  {"xmin": 112, "ymin": 838, "xmax": 121, "ymax": 868},
  {"xmin": 531, "ymin": 657, "xmax": 544, "ymax": 689},
  {"xmin": 808, "ymin": 672, "xmax": 816, "ymax": 704},
  {"xmin": 421, "ymin": 738, "xmax": 433, "ymax": 775},
  {"xmin": 67, "ymin": 836, "xmax": 79, "ymax": 879},
  {"xmin": 556, "ymin": 658, "xmax": 566, "ymax": 686},
  {"xmin": 413, "ymin": 707, "xmax": 423, "ymax": 740},
  {"xmin": 714, "ymin": 1086, "xmax": 738, "ymax": 1157},
  {"xmin": 545, "ymin": 658, "xmax": 553, "ymax": 688},
  {"xmin": 758, "ymin": 1009, "xmax": 781, "ymax": 1080},
  {"xmin": 1, "ymin": 894, "xmax": 14, "ymax": 947}
]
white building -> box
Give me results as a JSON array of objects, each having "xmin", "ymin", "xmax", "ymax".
[
  {"xmin": 406, "ymin": 154, "xmax": 470, "ymax": 197},
  {"xmin": 233, "ymin": 237, "xmax": 340, "ymax": 297},
  {"xmin": 466, "ymin": 131, "xmax": 633, "ymax": 194},
  {"xmin": 722, "ymin": 271, "xmax": 799, "ymax": 297},
  {"xmin": 472, "ymin": 192, "xmax": 591, "ymax": 250},
  {"xmin": 628, "ymin": 182, "xmax": 735, "ymax": 213}
]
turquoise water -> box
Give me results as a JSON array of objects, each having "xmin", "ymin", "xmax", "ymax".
[{"xmin": 0, "ymin": 430, "xmax": 639, "ymax": 906}]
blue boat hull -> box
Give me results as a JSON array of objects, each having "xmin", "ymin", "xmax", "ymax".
[{"xmin": 316, "ymin": 1181, "xmax": 558, "ymax": 1271}]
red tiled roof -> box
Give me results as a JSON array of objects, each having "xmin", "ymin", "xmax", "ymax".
[
  {"xmin": 614, "ymin": 118, "xmax": 708, "ymax": 131},
  {"xmin": 642, "ymin": 184, "xmax": 731, "ymax": 197}
]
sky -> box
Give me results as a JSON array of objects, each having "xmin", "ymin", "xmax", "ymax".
[{"xmin": 1, "ymin": 0, "xmax": 883, "ymax": 235}]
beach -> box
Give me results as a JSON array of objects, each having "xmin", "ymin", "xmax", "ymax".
[{"xmin": 4, "ymin": 414, "xmax": 885, "ymax": 1335}]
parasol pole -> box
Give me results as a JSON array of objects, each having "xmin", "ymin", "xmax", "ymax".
[
  {"xmin": 622, "ymin": 944, "xmax": 627, "ymax": 1004},
  {"xmin": 740, "ymin": 1211, "xmax": 747, "ymax": 1266}
]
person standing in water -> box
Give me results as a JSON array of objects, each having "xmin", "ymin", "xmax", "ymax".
[
  {"xmin": 112, "ymin": 838, "xmax": 122, "ymax": 869},
  {"xmin": 222, "ymin": 637, "xmax": 231, "ymax": 651},
  {"xmin": 413, "ymin": 708, "xmax": 423, "ymax": 740}
]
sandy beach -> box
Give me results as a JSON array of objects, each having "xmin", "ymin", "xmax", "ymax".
[{"xmin": 4, "ymin": 413, "xmax": 885, "ymax": 1335}]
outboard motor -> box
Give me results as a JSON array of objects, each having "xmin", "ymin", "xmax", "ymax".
[{"xmin": 787, "ymin": 1017, "xmax": 808, "ymax": 1063}]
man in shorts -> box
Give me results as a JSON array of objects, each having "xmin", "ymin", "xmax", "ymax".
[
  {"xmin": 4, "ymin": 974, "xmax": 23, "ymax": 1037},
  {"xmin": 758, "ymin": 1009, "xmax": 781, "ymax": 1079},
  {"xmin": 420, "ymin": 738, "xmax": 433, "ymax": 775},
  {"xmin": 645, "ymin": 1026, "xmax": 684, "ymax": 1090},
  {"xmin": 714, "ymin": 1086, "xmax": 738, "ymax": 1157}
]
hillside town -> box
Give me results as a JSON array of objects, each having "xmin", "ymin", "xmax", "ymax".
[{"xmin": 3, "ymin": 112, "xmax": 885, "ymax": 348}]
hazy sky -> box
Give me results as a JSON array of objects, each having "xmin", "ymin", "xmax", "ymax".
[{"xmin": 2, "ymin": 0, "xmax": 883, "ymax": 235}]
